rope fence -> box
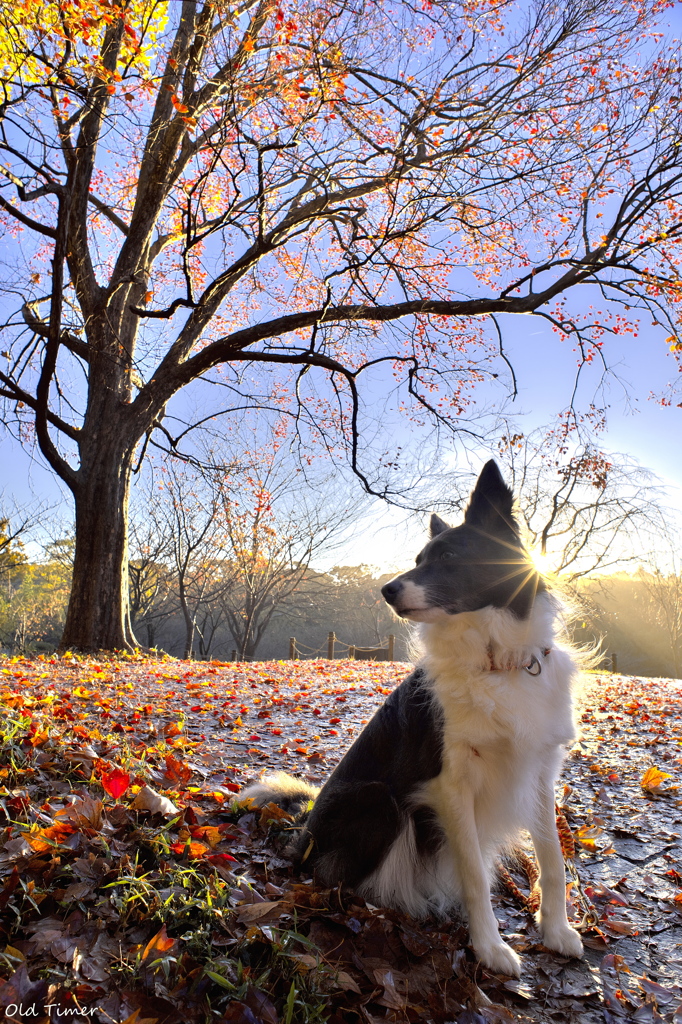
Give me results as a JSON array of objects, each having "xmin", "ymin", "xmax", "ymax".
[{"xmin": 288, "ymin": 631, "xmax": 396, "ymax": 662}]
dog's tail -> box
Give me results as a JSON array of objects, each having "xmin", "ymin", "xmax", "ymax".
[{"xmin": 239, "ymin": 771, "xmax": 319, "ymax": 816}]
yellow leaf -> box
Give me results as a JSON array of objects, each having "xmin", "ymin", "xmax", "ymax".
[{"xmin": 640, "ymin": 766, "xmax": 672, "ymax": 791}]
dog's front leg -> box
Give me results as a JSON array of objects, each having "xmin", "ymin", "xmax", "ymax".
[
  {"xmin": 529, "ymin": 781, "xmax": 583, "ymax": 958},
  {"xmin": 440, "ymin": 791, "xmax": 522, "ymax": 977}
]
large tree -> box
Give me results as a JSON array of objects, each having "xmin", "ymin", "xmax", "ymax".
[{"xmin": 1, "ymin": 0, "xmax": 682, "ymax": 650}]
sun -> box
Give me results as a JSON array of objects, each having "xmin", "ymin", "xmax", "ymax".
[{"xmin": 530, "ymin": 548, "xmax": 553, "ymax": 576}]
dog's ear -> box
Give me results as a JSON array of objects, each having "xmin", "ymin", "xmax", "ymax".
[
  {"xmin": 464, "ymin": 460, "xmax": 517, "ymax": 532},
  {"xmin": 430, "ymin": 513, "xmax": 450, "ymax": 538}
]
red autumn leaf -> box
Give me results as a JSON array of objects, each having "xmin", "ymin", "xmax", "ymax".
[
  {"xmin": 207, "ymin": 852, "xmax": 238, "ymax": 865},
  {"xmin": 100, "ymin": 766, "xmax": 131, "ymax": 801}
]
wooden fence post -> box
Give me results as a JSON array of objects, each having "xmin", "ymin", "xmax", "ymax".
[
  {"xmin": 328, "ymin": 631, "xmax": 335, "ymax": 659},
  {"xmin": 348, "ymin": 645, "xmax": 355, "ymax": 659},
  {"xmin": 611, "ymin": 652, "xmax": 618, "ymax": 673},
  {"xmin": 388, "ymin": 634, "xmax": 395, "ymax": 661},
  {"xmin": 230, "ymin": 649, "xmax": 236, "ymax": 662},
  {"xmin": 289, "ymin": 637, "xmax": 296, "ymax": 660}
]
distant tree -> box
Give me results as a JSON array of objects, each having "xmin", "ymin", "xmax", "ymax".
[
  {"xmin": 127, "ymin": 507, "xmax": 175, "ymax": 648},
  {"xmin": 0, "ymin": 541, "xmax": 71, "ymax": 653},
  {"xmin": 640, "ymin": 557, "xmax": 682, "ymax": 678},
  {"xmin": 320, "ymin": 566, "xmax": 400, "ymax": 649},
  {"xmin": 2, "ymin": 0, "xmax": 682, "ymax": 650},
  {"xmin": 0, "ymin": 510, "xmax": 29, "ymax": 579},
  {"xmin": 147, "ymin": 460, "xmax": 234, "ymax": 659},
  {"xmin": 575, "ymin": 571, "xmax": 682, "ymax": 678},
  {"xmin": 211, "ymin": 451, "xmax": 362, "ymax": 660}
]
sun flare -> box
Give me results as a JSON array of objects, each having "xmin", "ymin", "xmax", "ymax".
[{"xmin": 530, "ymin": 549, "xmax": 554, "ymax": 576}]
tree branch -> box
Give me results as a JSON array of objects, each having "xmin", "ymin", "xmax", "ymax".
[
  {"xmin": 87, "ymin": 193, "xmax": 129, "ymax": 236},
  {"xmin": 21, "ymin": 300, "xmax": 89, "ymax": 361},
  {"xmin": 0, "ymin": 370, "xmax": 80, "ymax": 441},
  {"xmin": 0, "ymin": 195, "xmax": 57, "ymax": 238}
]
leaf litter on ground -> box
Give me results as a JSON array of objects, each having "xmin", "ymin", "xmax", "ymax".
[{"xmin": 0, "ymin": 654, "xmax": 680, "ymax": 1023}]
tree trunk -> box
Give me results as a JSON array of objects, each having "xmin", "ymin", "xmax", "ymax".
[
  {"xmin": 179, "ymin": 581, "xmax": 195, "ymax": 659},
  {"xmin": 59, "ymin": 434, "xmax": 138, "ymax": 652}
]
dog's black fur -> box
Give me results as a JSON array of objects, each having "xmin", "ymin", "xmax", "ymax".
[{"xmin": 287, "ymin": 668, "xmax": 445, "ymax": 885}]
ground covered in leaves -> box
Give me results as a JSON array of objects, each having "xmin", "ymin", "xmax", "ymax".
[{"xmin": 0, "ymin": 654, "xmax": 680, "ymax": 1024}]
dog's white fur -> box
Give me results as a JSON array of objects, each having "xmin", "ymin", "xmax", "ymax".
[
  {"xmin": 241, "ymin": 769, "xmax": 319, "ymax": 807},
  {"xmin": 359, "ymin": 592, "xmax": 583, "ymax": 976}
]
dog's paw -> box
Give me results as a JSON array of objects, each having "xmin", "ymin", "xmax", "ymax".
[
  {"xmin": 474, "ymin": 939, "xmax": 522, "ymax": 977},
  {"xmin": 539, "ymin": 920, "xmax": 584, "ymax": 958}
]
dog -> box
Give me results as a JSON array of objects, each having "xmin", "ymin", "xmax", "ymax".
[{"xmin": 241, "ymin": 460, "xmax": 583, "ymax": 977}]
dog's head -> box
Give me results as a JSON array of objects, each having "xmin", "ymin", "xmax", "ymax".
[{"xmin": 381, "ymin": 460, "xmax": 542, "ymax": 622}]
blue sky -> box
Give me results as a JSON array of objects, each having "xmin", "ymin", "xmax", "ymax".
[{"xmin": 3, "ymin": 2, "xmax": 682, "ymax": 571}]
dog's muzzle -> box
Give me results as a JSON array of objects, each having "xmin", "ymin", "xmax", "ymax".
[{"xmin": 381, "ymin": 580, "xmax": 402, "ymax": 605}]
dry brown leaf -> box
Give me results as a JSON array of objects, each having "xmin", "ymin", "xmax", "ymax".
[
  {"xmin": 130, "ymin": 784, "xmax": 179, "ymax": 816},
  {"xmin": 237, "ymin": 900, "xmax": 284, "ymax": 924},
  {"xmin": 334, "ymin": 970, "xmax": 362, "ymax": 994}
]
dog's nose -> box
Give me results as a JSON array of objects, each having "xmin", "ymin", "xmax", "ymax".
[{"xmin": 381, "ymin": 580, "xmax": 402, "ymax": 604}]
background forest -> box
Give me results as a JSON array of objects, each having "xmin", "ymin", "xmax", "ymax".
[
  {"xmin": 2, "ymin": 530, "xmax": 681, "ymax": 678},
  {"xmin": 3, "ymin": 434, "xmax": 680, "ymax": 676}
]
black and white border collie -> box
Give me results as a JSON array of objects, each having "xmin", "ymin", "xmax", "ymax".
[{"xmin": 241, "ymin": 461, "xmax": 583, "ymax": 977}]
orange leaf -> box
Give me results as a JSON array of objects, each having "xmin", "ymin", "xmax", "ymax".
[
  {"xmin": 170, "ymin": 840, "xmax": 209, "ymax": 858},
  {"xmin": 190, "ymin": 825, "xmax": 223, "ymax": 847},
  {"xmin": 25, "ymin": 823, "xmax": 76, "ymax": 852},
  {"xmin": 163, "ymin": 754, "xmax": 191, "ymax": 786},
  {"xmin": 141, "ymin": 924, "xmax": 176, "ymax": 962}
]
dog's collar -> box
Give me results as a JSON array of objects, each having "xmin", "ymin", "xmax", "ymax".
[{"xmin": 487, "ymin": 646, "xmax": 551, "ymax": 675}]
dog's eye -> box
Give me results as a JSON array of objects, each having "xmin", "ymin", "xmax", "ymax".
[{"xmin": 440, "ymin": 551, "xmax": 457, "ymax": 561}]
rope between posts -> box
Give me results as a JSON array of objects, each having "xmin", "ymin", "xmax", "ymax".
[{"xmin": 288, "ymin": 639, "xmax": 329, "ymax": 657}]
